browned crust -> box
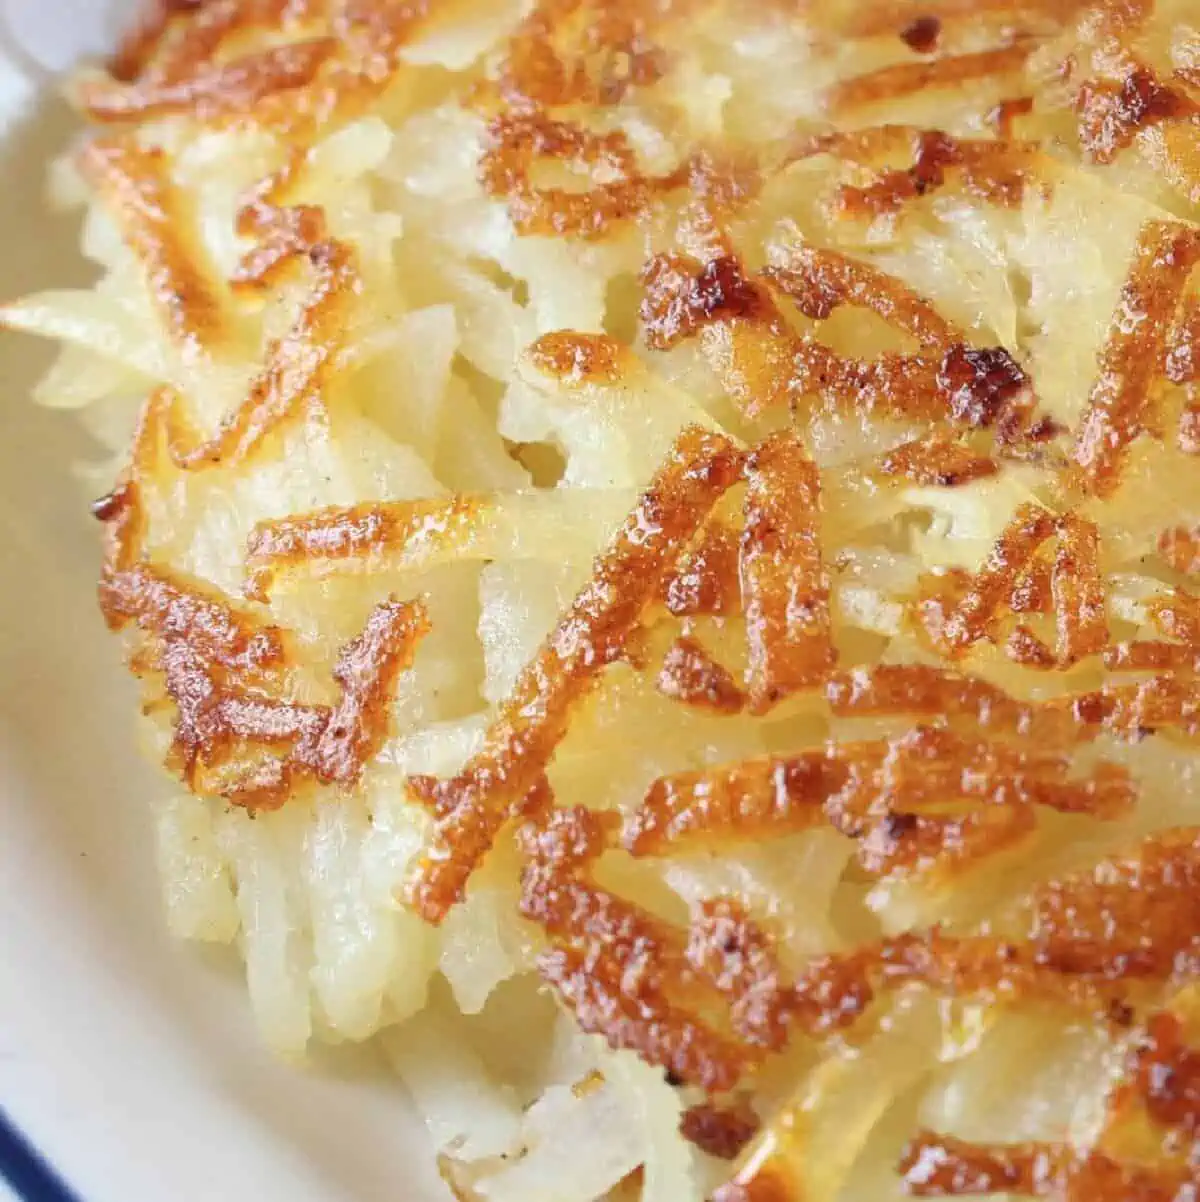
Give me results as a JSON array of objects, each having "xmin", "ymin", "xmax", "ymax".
[
  {"xmin": 1103, "ymin": 639, "xmax": 1200, "ymax": 673},
  {"xmin": 640, "ymin": 239, "xmax": 794, "ymax": 419},
  {"xmin": 794, "ymin": 342, "xmax": 938, "ymax": 421},
  {"xmin": 826, "ymin": 662, "xmax": 1037, "ymax": 734},
  {"xmin": 1077, "ymin": 66, "xmax": 1197, "ymax": 166},
  {"xmin": 527, "ymin": 331, "xmax": 634, "ymax": 384},
  {"xmin": 624, "ymin": 725, "xmax": 1130, "ymax": 873},
  {"xmin": 761, "ymin": 242, "xmax": 962, "ymax": 349},
  {"xmin": 223, "ymin": 146, "xmax": 319, "ymax": 291},
  {"xmin": 78, "ymin": 137, "xmax": 224, "ymax": 348},
  {"xmin": 899, "ymin": 15, "xmax": 942, "ymax": 54},
  {"xmin": 1073, "ymin": 220, "xmax": 1200, "ymax": 496},
  {"xmin": 687, "ymin": 897, "xmax": 794, "ymax": 1048},
  {"xmin": 1165, "ymin": 297, "xmax": 1200, "ymax": 385},
  {"xmin": 232, "ymin": 203, "xmax": 328, "ymax": 291},
  {"xmin": 1009, "ymin": 557, "xmax": 1053, "ymax": 614},
  {"xmin": 902, "ymin": 984, "xmax": 1200, "ymax": 1197},
  {"xmin": 1168, "ymin": 302, "xmax": 1200, "ymax": 453},
  {"xmin": 111, "ymin": 575, "xmax": 426, "ymax": 807},
  {"xmin": 679, "ymin": 1100, "xmax": 760, "ymax": 1161},
  {"xmin": 107, "ymin": 2, "xmax": 178, "ymax": 84},
  {"xmin": 656, "ymin": 635, "xmax": 747, "ymax": 714},
  {"xmin": 1129, "ymin": 1010, "xmax": 1200, "ymax": 1137},
  {"xmin": 1095, "ymin": 674, "xmax": 1200, "ymax": 739},
  {"xmin": 493, "ymin": 0, "xmax": 665, "ymax": 109},
  {"xmin": 538, "ymin": 942, "xmax": 750, "ymax": 1090},
  {"xmin": 796, "ymin": 341, "xmax": 1033, "ymax": 434},
  {"xmin": 1149, "ymin": 589, "xmax": 1200, "ymax": 646},
  {"xmin": 108, "ymin": 0, "xmax": 315, "ymax": 86},
  {"xmin": 147, "ymin": 0, "xmax": 294, "ymax": 83},
  {"xmin": 406, "ymin": 426, "xmax": 744, "ymax": 924},
  {"xmin": 100, "ymin": 558, "xmax": 286, "ymax": 673},
  {"xmin": 660, "ymin": 522, "xmax": 741, "ymax": 618},
  {"xmin": 878, "ymin": 725, "xmax": 1132, "ymax": 819},
  {"xmin": 899, "ymin": 1131, "xmax": 1192, "ymax": 1198},
  {"xmin": 878, "ymin": 431, "xmax": 998, "ymax": 487},
  {"xmin": 171, "ymin": 595, "xmax": 426, "ymax": 805},
  {"xmin": 93, "ymin": 459, "xmax": 426, "ymax": 807},
  {"xmin": 781, "ymin": 931, "xmax": 1106, "ymax": 1040},
  {"xmin": 1180, "ymin": 397, "xmax": 1200, "ymax": 454},
  {"xmin": 96, "ymin": 478, "xmax": 285, "ymax": 672},
  {"xmin": 793, "ymin": 126, "xmax": 1043, "ymax": 217},
  {"xmin": 1033, "ymin": 827, "xmax": 1200, "ymax": 977},
  {"xmin": 1051, "ymin": 513, "xmax": 1106, "ymax": 666},
  {"xmin": 1159, "ymin": 525, "xmax": 1200, "ymax": 574},
  {"xmin": 150, "ymin": 240, "xmax": 357, "ymax": 471},
  {"xmin": 934, "ymin": 343, "xmax": 1033, "ymax": 431},
  {"xmin": 862, "ymin": 805, "xmax": 1040, "ymax": 876},
  {"xmin": 154, "ymin": 596, "xmax": 426, "ymax": 806},
  {"xmin": 825, "ymin": 40, "xmax": 1035, "ymax": 115},
  {"xmin": 83, "ymin": 37, "xmax": 337, "ymax": 124},
  {"xmin": 918, "ymin": 503, "xmax": 1058, "ymax": 657},
  {"xmin": 244, "ymin": 494, "xmax": 484, "ymax": 603},
  {"xmin": 638, "ymin": 244, "xmax": 1036, "ymax": 431},
  {"xmin": 623, "ymin": 750, "xmax": 839, "ymax": 857},
  {"xmin": 154, "ymin": 639, "xmax": 318, "ymax": 798},
  {"xmin": 1005, "ymin": 623, "xmax": 1055, "ymax": 668},
  {"xmin": 293, "ymin": 597, "xmax": 431, "ymax": 784},
  {"xmin": 913, "ymin": 508, "xmax": 1111, "ymax": 669},
  {"xmin": 989, "ymin": 95, "xmax": 1035, "ymax": 138},
  {"xmin": 740, "ymin": 431, "xmax": 835, "ymax": 711},
  {"xmin": 480, "ymin": 112, "xmax": 685, "ymax": 239},
  {"xmin": 640, "ymin": 253, "xmax": 777, "ymax": 354},
  {"xmin": 710, "ymin": 1161, "xmax": 801, "ymax": 1202},
  {"xmin": 824, "ymin": 662, "xmax": 1200, "ymax": 745},
  {"xmin": 825, "ymin": 0, "xmax": 1088, "ymax": 40},
  {"xmin": 96, "ymin": 0, "xmax": 431, "ymax": 145},
  {"xmin": 518, "ymin": 800, "xmax": 760, "ymax": 1090},
  {"xmin": 745, "ymin": 825, "xmax": 1200, "ymax": 1041}
]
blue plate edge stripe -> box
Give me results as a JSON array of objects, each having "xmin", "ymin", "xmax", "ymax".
[{"xmin": 0, "ymin": 1110, "xmax": 83, "ymax": 1202}]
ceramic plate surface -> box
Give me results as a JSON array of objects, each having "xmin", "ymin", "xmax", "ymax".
[{"xmin": 0, "ymin": 7, "xmax": 447, "ymax": 1199}]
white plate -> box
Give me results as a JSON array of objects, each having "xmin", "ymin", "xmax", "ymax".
[{"xmin": 0, "ymin": 14, "xmax": 447, "ymax": 1202}]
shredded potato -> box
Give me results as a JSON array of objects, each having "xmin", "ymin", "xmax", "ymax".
[{"xmin": 12, "ymin": 0, "xmax": 1200, "ymax": 1197}]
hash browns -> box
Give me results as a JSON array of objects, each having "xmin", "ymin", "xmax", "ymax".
[{"xmin": 11, "ymin": 0, "xmax": 1200, "ymax": 1198}]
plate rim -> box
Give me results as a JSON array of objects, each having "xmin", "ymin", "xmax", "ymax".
[{"xmin": 0, "ymin": 1110, "xmax": 83, "ymax": 1202}]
